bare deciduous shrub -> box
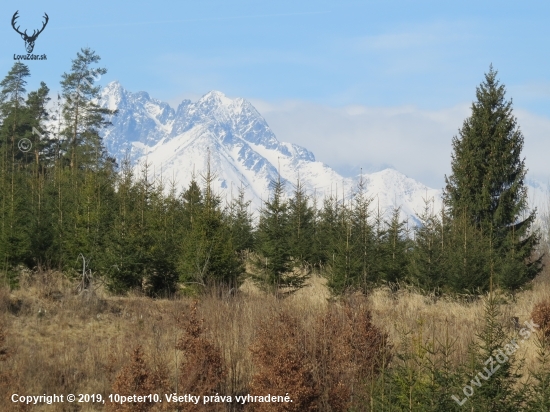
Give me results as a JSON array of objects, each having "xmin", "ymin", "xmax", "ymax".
[
  {"xmin": 249, "ymin": 311, "xmax": 319, "ymax": 411},
  {"xmin": 312, "ymin": 298, "xmax": 391, "ymax": 411},
  {"xmin": 248, "ymin": 299, "xmax": 391, "ymax": 412},
  {"xmin": 532, "ymin": 300, "xmax": 550, "ymax": 339},
  {"xmin": 313, "ymin": 307, "xmax": 352, "ymax": 411},
  {"xmin": 343, "ymin": 298, "xmax": 392, "ymax": 390},
  {"xmin": 108, "ymin": 345, "xmax": 169, "ymax": 412},
  {"xmin": 176, "ymin": 301, "xmax": 226, "ymax": 411}
]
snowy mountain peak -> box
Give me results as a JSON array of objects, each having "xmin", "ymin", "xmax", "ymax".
[
  {"xmin": 101, "ymin": 81, "xmax": 126, "ymax": 111},
  {"xmin": 199, "ymin": 90, "xmax": 234, "ymax": 107},
  {"xmin": 104, "ymin": 80, "xmax": 123, "ymax": 92},
  {"xmin": 98, "ymin": 83, "xmax": 443, "ymax": 221}
]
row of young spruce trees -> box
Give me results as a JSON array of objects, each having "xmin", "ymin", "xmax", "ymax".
[{"xmin": 0, "ymin": 49, "xmax": 543, "ymax": 295}]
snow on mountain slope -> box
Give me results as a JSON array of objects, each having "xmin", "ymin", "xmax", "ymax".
[
  {"xmin": 100, "ymin": 81, "xmax": 176, "ymax": 162},
  {"xmin": 362, "ymin": 169, "xmax": 441, "ymax": 225},
  {"xmin": 98, "ymin": 81, "xmax": 443, "ymax": 222}
]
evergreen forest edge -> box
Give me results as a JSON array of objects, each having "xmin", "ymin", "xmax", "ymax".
[{"xmin": 0, "ymin": 49, "xmax": 544, "ymax": 297}]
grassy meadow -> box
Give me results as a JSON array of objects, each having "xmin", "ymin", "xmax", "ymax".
[{"xmin": 0, "ymin": 256, "xmax": 549, "ymax": 411}]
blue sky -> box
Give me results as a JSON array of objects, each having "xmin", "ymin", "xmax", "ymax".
[{"xmin": 1, "ymin": 0, "xmax": 550, "ymax": 189}]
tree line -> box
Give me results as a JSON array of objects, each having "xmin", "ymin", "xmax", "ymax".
[{"xmin": 0, "ymin": 51, "xmax": 542, "ymax": 295}]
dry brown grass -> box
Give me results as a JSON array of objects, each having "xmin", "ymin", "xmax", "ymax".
[
  {"xmin": 0, "ymin": 264, "xmax": 548, "ymax": 411},
  {"xmin": 368, "ymin": 274, "xmax": 550, "ymax": 370}
]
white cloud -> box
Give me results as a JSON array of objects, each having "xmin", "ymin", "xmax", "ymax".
[
  {"xmin": 353, "ymin": 31, "xmax": 440, "ymax": 51},
  {"xmin": 348, "ymin": 20, "xmax": 478, "ymax": 51},
  {"xmin": 515, "ymin": 109, "xmax": 550, "ymax": 183},
  {"xmin": 251, "ymin": 99, "xmax": 550, "ymax": 191}
]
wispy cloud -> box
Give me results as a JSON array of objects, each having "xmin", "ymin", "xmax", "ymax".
[
  {"xmin": 348, "ymin": 20, "xmax": 478, "ymax": 52},
  {"xmin": 252, "ymin": 98, "xmax": 550, "ymax": 190},
  {"xmin": 510, "ymin": 81, "xmax": 550, "ymax": 101},
  {"xmin": 515, "ymin": 109, "xmax": 550, "ymax": 181}
]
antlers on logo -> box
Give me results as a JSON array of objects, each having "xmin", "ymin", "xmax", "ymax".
[{"xmin": 11, "ymin": 11, "xmax": 49, "ymax": 54}]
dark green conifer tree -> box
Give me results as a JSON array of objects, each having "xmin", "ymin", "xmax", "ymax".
[
  {"xmin": 460, "ymin": 289, "xmax": 525, "ymax": 410},
  {"xmin": 370, "ymin": 201, "xmax": 388, "ymax": 284},
  {"xmin": 326, "ymin": 177, "xmax": 376, "ymax": 294},
  {"xmin": 181, "ymin": 176, "xmax": 203, "ymax": 232},
  {"xmin": 24, "ymin": 82, "xmax": 54, "ymax": 268},
  {"xmin": 287, "ymin": 179, "xmax": 315, "ymax": 270},
  {"xmin": 444, "ymin": 210, "xmax": 490, "ymax": 292},
  {"xmin": 326, "ymin": 198, "xmax": 354, "ymax": 294},
  {"xmin": 525, "ymin": 329, "xmax": 550, "ymax": 411},
  {"xmin": 254, "ymin": 177, "xmax": 293, "ymax": 289},
  {"xmin": 60, "ymin": 48, "xmax": 114, "ymax": 171},
  {"xmin": 315, "ymin": 194, "xmax": 340, "ymax": 269},
  {"xmin": 103, "ymin": 157, "xmax": 143, "ymax": 292},
  {"xmin": 443, "ymin": 66, "xmax": 541, "ymax": 289},
  {"xmin": 227, "ymin": 184, "xmax": 254, "ymax": 257},
  {"xmin": 381, "ymin": 207, "xmax": 410, "ymax": 283},
  {"xmin": 55, "ymin": 48, "xmax": 116, "ymax": 273},
  {"xmin": 408, "ymin": 197, "xmax": 445, "ymax": 289},
  {"xmin": 349, "ymin": 176, "xmax": 375, "ymax": 291},
  {"xmin": 24, "ymin": 82, "xmax": 52, "ymax": 167},
  {"xmin": 0, "ymin": 63, "xmax": 33, "ymax": 281},
  {"xmin": 141, "ymin": 175, "xmax": 179, "ymax": 295},
  {"xmin": 179, "ymin": 163, "xmax": 243, "ymax": 290}
]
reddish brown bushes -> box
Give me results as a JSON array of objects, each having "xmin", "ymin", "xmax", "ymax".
[
  {"xmin": 107, "ymin": 301, "xmax": 227, "ymax": 412},
  {"xmin": 316, "ymin": 299, "xmax": 391, "ymax": 410},
  {"xmin": 176, "ymin": 301, "xmax": 226, "ymax": 411},
  {"xmin": 249, "ymin": 298, "xmax": 391, "ymax": 411},
  {"xmin": 249, "ymin": 311, "xmax": 319, "ymax": 411},
  {"xmin": 532, "ymin": 300, "xmax": 550, "ymax": 339},
  {"xmin": 108, "ymin": 346, "xmax": 169, "ymax": 412}
]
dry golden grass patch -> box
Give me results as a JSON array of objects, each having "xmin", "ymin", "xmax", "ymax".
[
  {"xmin": 367, "ymin": 269, "xmax": 550, "ymax": 382},
  {"xmin": 0, "ymin": 264, "xmax": 549, "ymax": 410}
]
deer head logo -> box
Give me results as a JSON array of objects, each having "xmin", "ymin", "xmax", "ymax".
[{"xmin": 11, "ymin": 11, "xmax": 49, "ymax": 54}]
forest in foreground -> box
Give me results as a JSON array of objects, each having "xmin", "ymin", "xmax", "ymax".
[{"xmin": 1, "ymin": 49, "xmax": 550, "ymax": 410}]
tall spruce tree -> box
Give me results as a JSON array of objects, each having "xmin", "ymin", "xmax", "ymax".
[
  {"xmin": 287, "ymin": 179, "xmax": 315, "ymax": 269},
  {"xmin": 326, "ymin": 178, "xmax": 377, "ymax": 294},
  {"xmin": 25, "ymin": 82, "xmax": 54, "ymax": 267},
  {"xmin": 103, "ymin": 157, "xmax": 143, "ymax": 292},
  {"xmin": 462, "ymin": 289, "xmax": 525, "ymax": 410},
  {"xmin": 327, "ymin": 198, "xmax": 354, "ymax": 294},
  {"xmin": 350, "ymin": 176, "xmax": 376, "ymax": 290},
  {"xmin": 254, "ymin": 177, "xmax": 293, "ymax": 289},
  {"xmin": 227, "ymin": 184, "xmax": 254, "ymax": 260},
  {"xmin": 178, "ymin": 163, "xmax": 243, "ymax": 290},
  {"xmin": 0, "ymin": 63, "xmax": 33, "ymax": 280},
  {"xmin": 60, "ymin": 48, "xmax": 114, "ymax": 171},
  {"xmin": 408, "ymin": 196, "xmax": 445, "ymax": 289},
  {"xmin": 314, "ymin": 194, "xmax": 340, "ymax": 269},
  {"xmin": 381, "ymin": 207, "xmax": 410, "ymax": 284},
  {"xmin": 443, "ymin": 66, "xmax": 541, "ymax": 289},
  {"xmin": 55, "ymin": 48, "xmax": 116, "ymax": 273}
]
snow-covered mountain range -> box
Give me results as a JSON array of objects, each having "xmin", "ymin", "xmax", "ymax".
[{"xmin": 98, "ymin": 82, "xmax": 546, "ymax": 224}]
